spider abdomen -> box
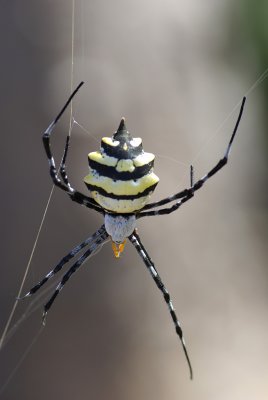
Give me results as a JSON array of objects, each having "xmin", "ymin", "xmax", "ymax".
[{"xmin": 84, "ymin": 118, "xmax": 159, "ymax": 213}]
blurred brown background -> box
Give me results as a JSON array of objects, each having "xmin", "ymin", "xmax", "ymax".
[{"xmin": 0, "ymin": 1, "xmax": 268, "ymax": 399}]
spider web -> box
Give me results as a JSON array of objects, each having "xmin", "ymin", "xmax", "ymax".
[
  {"xmin": 156, "ymin": 67, "xmax": 268, "ymax": 193},
  {"xmin": 1, "ymin": 1, "xmax": 268, "ymax": 391},
  {"xmin": 0, "ymin": 2, "xmax": 110, "ymax": 381},
  {"xmin": 1, "ymin": 67, "xmax": 268, "ymax": 395}
]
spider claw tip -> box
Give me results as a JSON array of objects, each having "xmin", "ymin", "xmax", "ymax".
[
  {"xmin": 16, "ymin": 293, "xmax": 29, "ymax": 301},
  {"xmin": 42, "ymin": 312, "xmax": 47, "ymax": 326}
]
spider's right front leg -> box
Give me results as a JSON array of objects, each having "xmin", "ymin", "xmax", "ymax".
[
  {"xmin": 139, "ymin": 96, "xmax": 246, "ymax": 217},
  {"xmin": 141, "ymin": 165, "xmax": 195, "ymax": 211},
  {"xmin": 138, "ymin": 139, "xmax": 238, "ymax": 217}
]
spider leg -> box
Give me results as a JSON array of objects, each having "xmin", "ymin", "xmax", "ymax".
[
  {"xmin": 138, "ymin": 191, "xmax": 194, "ymax": 217},
  {"xmin": 190, "ymin": 165, "xmax": 194, "ymax": 187},
  {"xmin": 43, "ymin": 82, "xmax": 83, "ymax": 193},
  {"xmin": 19, "ymin": 225, "xmax": 106, "ymax": 299},
  {"xmin": 60, "ymin": 135, "xmax": 72, "ymax": 188},
  {"xmin": 141, "ymin": 96, "xmax": 246, "ymax": 214},
  {"xmin": 42, "ymin": 227, "xmax": 109, "ymax": 325},
  {"xmin": 59, "ymin": 134, "xmax": 103, "ymax": 211},
  {"xmin": 129, "ymin": 230, "xmax": 193, "ymax": 379},
  {"xmin": 43, "ymin": 82, "xmax": 103, "ymax": 214}
]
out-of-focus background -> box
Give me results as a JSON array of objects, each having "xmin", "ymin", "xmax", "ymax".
[{"xmin": 0, "ymin": 1, "xmax": 267, "ymax": 399}]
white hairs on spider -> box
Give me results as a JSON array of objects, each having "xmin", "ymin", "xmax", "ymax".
[{"xmin": 104, "ymin": 214, "xmax": 136, "ymax": 243}]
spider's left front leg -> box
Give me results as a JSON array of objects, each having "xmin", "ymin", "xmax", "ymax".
[
  {"xmin": 59, "ymin": 132, "xmax": 102, "ymax": 211},
  {"xmin": 59, "ymin": 134, "xmax": 72, "ymax": 188},
  {"xmin": 129, "ymin": 230, "xmax": 193, "ymax": 379},
  {"xmin": 42, "ymin": 82, "xmax": 83, "ymax": 193},
  {"xmin": 43, "ymin": 82, "xmax": 103, "ymax": 214}
]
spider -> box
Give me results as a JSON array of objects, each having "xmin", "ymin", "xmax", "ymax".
[{"xmin": 21, "ymin": 81, "xmax": 246, "ymax": 379}]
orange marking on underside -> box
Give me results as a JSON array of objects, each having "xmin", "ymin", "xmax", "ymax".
[{"xmin": 112, "ymin": 240, "xmax": 126, "ymax": 258}]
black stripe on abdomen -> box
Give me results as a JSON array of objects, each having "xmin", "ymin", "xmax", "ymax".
[
  {"xmin": 85, "ymin": 182, "xmax": 158, "ymax": 200},
  {"xmin": 88, "ymin": 159, "xmax": 154, "ymax": 180}
]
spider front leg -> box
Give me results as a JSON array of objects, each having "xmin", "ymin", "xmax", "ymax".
[
  {"xmin": 43, "ymin": 82, "xmax": 83, "ymax": 193},
  {"xmin": 140, "ymin": 96, "xmax": 246, "ymax": 216},
  {"xmin": 59, "ymin": 133, "xmax": 103, "ymax": 211},
  {"xmin": 129, "ymin": 230, "xmax": 193, "ymax": 379},
  {"xmin": 60, "ymin": 134, "xmax": 72, "ymax": 188},
  {"xmin": 43, "ymin": 81, "xmax": 103, "ymax": 214}
]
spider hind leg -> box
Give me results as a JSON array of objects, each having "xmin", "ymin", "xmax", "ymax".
[
  {"xmin": 19, "ymin": 225, "xmax": 106, "ymax": 300},
  {"xmin": 129, "ymin": 230, "xmax": 193, "ymax": 379},
  {"xmin": 42, "ymin": 227, "xmax": 109, "ymax": 325}
]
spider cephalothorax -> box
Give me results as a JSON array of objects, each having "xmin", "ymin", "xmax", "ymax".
[{"xmin": 21, "ymin": 81, "xmax": 246, "ymax": 380}]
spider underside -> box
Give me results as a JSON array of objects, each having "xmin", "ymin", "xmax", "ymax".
[{"xmin": 21, "ymin": 81, "xmax": 246, "ymax": 380}]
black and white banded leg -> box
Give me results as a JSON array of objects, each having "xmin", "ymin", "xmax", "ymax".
[
  {"xmin": 42, "ymin": 227, "xmax": 109, "ymax": 325},
  {"xmin": 43, "ymin": 81, "xmax": 103, "ymax": 214},
  {"xmin": 140, "ymin": 96, "xmax": 246, "ymax": 216},
  {"xmin": 129, "ymin": 230, "xmax": 193, "ymax": 379},
  {"xmin": 58, "ymin": 132, "xmax": 102, "ymax": 210},
  {"xmin": 190, "ymin": 165, "xmax": 194, "ymax": 187},
  {"xmin": 60, "ymin": 135, "xmax": 72, "ymax": 188},
  {"xmin": 20, "ymin": 225, "xmax": 106, "ymax": 299}
]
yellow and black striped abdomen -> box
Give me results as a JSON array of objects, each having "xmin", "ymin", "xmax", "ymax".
[{"xmin": 84, "ymin": 118, "xmax": 159, "ymax": 213}]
